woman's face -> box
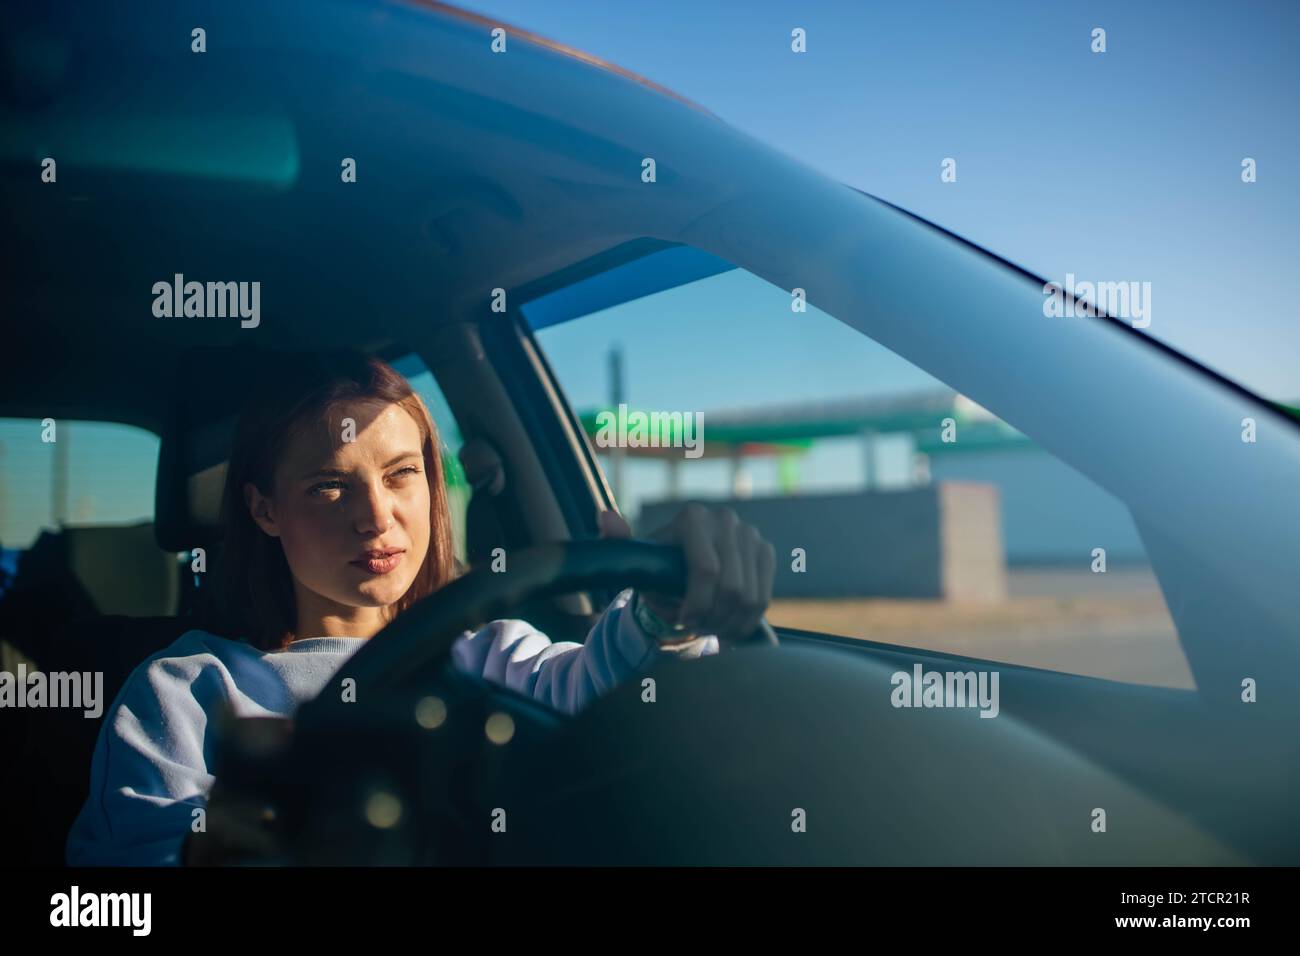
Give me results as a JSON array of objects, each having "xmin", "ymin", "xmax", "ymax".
[{"xmin": 245, "ymin": 398, "xmax": 432, "ymax": 631}]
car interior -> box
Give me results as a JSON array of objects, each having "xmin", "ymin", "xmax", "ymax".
[
  {"xmin": 1, "ymin": 252, "xmax": 1292, "ymax": 865},
  {"xmin": 0, "ymin": 307, "xmax": 628, "ymax": 864},
  {"xmin": 3, "ymin": 0, "xmax": 1297, "ymax": 867}
]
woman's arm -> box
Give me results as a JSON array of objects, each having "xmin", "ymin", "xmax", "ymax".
[
  {"xmin": 449, "ymin": 505, "xmax": 775, "ymax": 717},
  {"xmin": 66, "ymin": 646, "xmax": 223, "ymax": 867},
  {"xmin": 450, "ymin": 588, "xmax": 717, "ymax": 715}
]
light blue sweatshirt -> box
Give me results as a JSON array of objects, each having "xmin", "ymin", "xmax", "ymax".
[{"xmin": 66, "ymin": 588, "xmax": 716, "ymax": 866}]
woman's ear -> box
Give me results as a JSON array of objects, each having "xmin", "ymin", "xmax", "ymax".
[{"xmin": 244, "ymin": 481, "xmax": 282, "ymax": 538}]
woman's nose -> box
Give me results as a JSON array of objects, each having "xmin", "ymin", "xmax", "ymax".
[{"xmin": 354, "ymin": 483, "xmax": 397, "ymax": 536}]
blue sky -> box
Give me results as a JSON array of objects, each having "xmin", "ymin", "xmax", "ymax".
[
  {"xmin": 468, "ymin": 0, "xmax": 1299, "ymax": 401},
  {"xmin": 499, "ymin": 0, "xmax": 1300, "ymax": 520}
]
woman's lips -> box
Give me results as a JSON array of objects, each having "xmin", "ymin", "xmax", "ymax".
[{"xmin": 351, "ymin": 551, "xmax": 405, "ymax": 575}]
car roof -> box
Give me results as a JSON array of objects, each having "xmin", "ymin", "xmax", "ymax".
[{"xmin": 0, "ymin": 0, "xmax": 735, "ymax": 432}]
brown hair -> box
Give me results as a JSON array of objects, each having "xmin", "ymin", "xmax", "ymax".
[{"xmin": 217, "ymin": 350, "xmax": 458, "ymax": 651}]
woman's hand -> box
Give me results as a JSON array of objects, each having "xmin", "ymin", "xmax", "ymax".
[
  {"xmin": 184, "ymin": 783, "xmax": 284, "ymax": 866},
  {"xmin": 599, "ymin": 505, "xmax": 776, "ymax": 642},
  {"xmin": 184, "ymin": 716, "xmax": 291, "ymax": 866}
]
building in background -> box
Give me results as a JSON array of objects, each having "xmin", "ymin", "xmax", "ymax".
[{"xmin": 583, "ymin": 387, "xmax": 1153, "ymax": 600}]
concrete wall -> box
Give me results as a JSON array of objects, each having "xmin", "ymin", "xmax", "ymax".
[
  {"xmin": 928, "ymin": 448, "xmax": 1147, "ymax": 564},
  {"xmin": 636, "ymin": 481, "xmax": 1005, "ymax": 602}
]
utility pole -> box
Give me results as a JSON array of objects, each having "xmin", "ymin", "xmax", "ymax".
[
  {"xmin": 608, "ymin": 346, "xmax": 625, "ymax": 506},
  {"xmin": 0, "ymin": 440, "xmax": 7, "ymax": 540},
  {"xmin": 861, "ymin": 429, "xmax": 877, "ymax": 491},
  {"xmin": 52, "ymin": 422, "xmax": 70, "ymax": 528}
]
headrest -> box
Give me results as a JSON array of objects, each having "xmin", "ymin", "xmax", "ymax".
[
  {"xmin": 154, "ymin": 411, "xmax": 233, "ymax": 553},
  {"xmin": 153, "ymin": 346, "xmax": 283, "ymax": 553},
  {"xmin": 63, "ymin": 523, "xmax": 180, "ymax": 616}
]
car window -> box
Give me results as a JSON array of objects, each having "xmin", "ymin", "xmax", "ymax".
[
  {"xmin": 0, "ymin": 418, "xmax": 159, "ymax": 550},
  {"xmin": 390, "ymin": 352, "xmax": 470, "ymax": 565},
  {"xmin": 531, "ymin": 258, "xmax": 1191, "ymax": 689}
]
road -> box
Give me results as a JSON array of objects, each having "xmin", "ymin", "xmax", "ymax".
[{"xmin": 767, "ymin": 565, "xmax": 1194, "ymax": 689}]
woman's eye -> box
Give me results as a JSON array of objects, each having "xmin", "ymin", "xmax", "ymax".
[{"xmin": 307, "ymin": 467, "xmax": 417, "ymax": 497}]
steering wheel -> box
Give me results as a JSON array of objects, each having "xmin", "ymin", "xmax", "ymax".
[
  {"xmin": 302, "ymin": 538, "xmax": 777, "ymax": 712},
  {"xmin": 258, "ymin": 540, "xmax": 777, "ymax": 864}
]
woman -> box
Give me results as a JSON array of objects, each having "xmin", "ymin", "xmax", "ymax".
[{"xmin": 65, "ymin": 350, "xmax": 776, "ymax": 866}]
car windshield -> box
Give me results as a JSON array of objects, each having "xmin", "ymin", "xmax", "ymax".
[{"xmin": 855, "ymin": 191, "xmax": 1300, "ymax": 421}]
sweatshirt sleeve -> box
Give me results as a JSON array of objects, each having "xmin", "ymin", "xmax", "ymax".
[
  {"xmin": 65, "ymin": 651, "xmax": 222, "ymax": 867},
  {"xmin": 450, "ymin": 588, "xmax": 718, "ymax": 716}
]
